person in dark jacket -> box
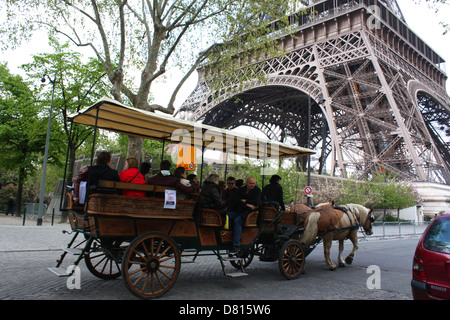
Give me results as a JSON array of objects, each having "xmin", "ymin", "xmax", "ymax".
[
  {"xmin": 72, "ymin": 151, "xmax": 119, "ymax": 203},
  {"xmin": 223, "ymin": 176, "xmax": 238, "ymax": 201},
  {"xmin": 147, "ymin": 160, "xmax": 199, "ymax": 195},
  {"xmin": 199, "ymin": 174, "xmax": 223, "ymax": 211},
  {"xmin": 226, "ymin": 176, "xmax": 261, "ymax": 254},
  {"xmin": 87, "ymin": 151, "xmax": 120, "ymax": 191},
  {"xmin": 262, "ymin": 174, "xmax": 285, "ymax": 211},
  {"xmin": 6, "ymin": 198, "xmax": 14, "ymax": 216}
]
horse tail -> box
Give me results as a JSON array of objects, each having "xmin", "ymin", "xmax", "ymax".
[{"xmin": 300, "ymin": 211, "xmax": 321, "ymax": 247}]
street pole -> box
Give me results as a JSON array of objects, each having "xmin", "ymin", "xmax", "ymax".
[
  {"xmin": 37, "ymin": 71, "xmax": 57, "ymax": 226},
  {"xmin": 307, "ymin": 95, "xmax": 311, "ymax": 207}
]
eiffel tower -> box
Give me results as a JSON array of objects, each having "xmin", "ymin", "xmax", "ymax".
[{"xmin": 177, "ymin": 0, "xmax": 450, "ymax": 184}]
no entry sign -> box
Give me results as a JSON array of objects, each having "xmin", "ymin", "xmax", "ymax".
[{"xmin": 304, "ymin": 186, "xmax": 312, "ymax": 195}]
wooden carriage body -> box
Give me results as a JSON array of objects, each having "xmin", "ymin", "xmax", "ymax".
[{"xmin": 66, "ymin": 180, "xmax": 260, "ymax": 252}]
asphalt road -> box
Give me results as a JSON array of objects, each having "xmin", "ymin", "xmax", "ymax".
[{"xmin": 0, "ymin": 224, "xmax": 418, "ymax": 303}]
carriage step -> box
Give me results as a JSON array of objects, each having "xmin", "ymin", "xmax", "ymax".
[
  {"xmin": 62, "ymin": 248, "xmax": 83, "ymax": 255},
  {"xmin": 225, "ymin": 272, "xmax": 248, "ymax": 277},
  {"xmin": 222, "ymin": 256, "xmax": 244, "ymax": 261},
  {"xmin": 48, "ymin": 267, "xmax": 69, "ymax": 277}
]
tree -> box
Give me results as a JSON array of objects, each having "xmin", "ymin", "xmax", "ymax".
[
  {"xmin": 1, "ymin": 0, "xmax": 305, "ymax": 160},
  {"xmin": 313, "ymin": 172, "xmax": 421, "ymax": 214},
  {"xmin": 21, "ymin": 40, "xmax": 111, "ymax": 183},
  {"xmin": 0, "ymin": 64, "xmax": 61, "ymax": 216}
]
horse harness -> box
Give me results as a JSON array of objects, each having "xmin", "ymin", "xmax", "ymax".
[{"xmin": 317, "ymin": 206, "xmax": 360, "ymax": 238}]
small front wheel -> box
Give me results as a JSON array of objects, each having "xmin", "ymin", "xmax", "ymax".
[
  {"xmin": 85, "ymin": 238, "xmax": 125, "ymax": 280},
  {"xmin": 278, "ymin": 239, "xmax": 305, "ymax": 280},
  {"xmin": 122, "ymin": 232, "xmax": 181, "ymax": 299},
  {"xmin": 230, "ymin": 248, "xmax": 254, "ymax": 270}
]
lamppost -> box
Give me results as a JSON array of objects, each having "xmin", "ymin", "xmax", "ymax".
[
  {"xmin": 37, "ymin": 71, "xmax": 57, "ymax": 226},
  {"xmin": 307, "ymin": 95, "xmax": 312, "ymax": 206},
  {"xmin": 306, "ymin": 97, "xmax": 326, "ymax": 207}
]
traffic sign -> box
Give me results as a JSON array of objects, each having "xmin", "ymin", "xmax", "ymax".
[{"xmin": 304, "ymin": 186, "xmax": 312, "ymax": 195}]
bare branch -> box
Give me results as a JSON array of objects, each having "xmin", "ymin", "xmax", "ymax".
[{"xmin": 171, "ymin": 42, "xmax": 223, "ymax": 114}]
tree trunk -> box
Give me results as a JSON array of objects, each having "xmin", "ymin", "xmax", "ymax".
[
  {"xmin": 127, "ymin": 136, "xmax": 143, "ymax": 163},
  {"xmin": 15, "ymin": 167, "xmax": 25, "ymax": 217}
]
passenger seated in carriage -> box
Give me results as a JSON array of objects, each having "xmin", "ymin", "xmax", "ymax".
[
  {"xmin": 173, "ymin": 166, "xmax": 198, "ymax": 200},
  {"xmin": 226, "ymin": 176, "xmax": 262, "ymax": 254},
  {"xmin": 72, "ymin": 151, "xmax": 120, "ymax": 204},
  {"xmin": 147, "ymin": 160, "xmax": 199, "ymax": 195},
  {"xmin": 199, "ymin": 174, "xmax": 224, "ymax": 212},
  {"xmin": 139, "ymin": 161, "xmax": 151, "ymax": 180},
  {"xmin": 187, "ymin": 174, "xmax": 199, "ymax": 189},
  {"xmin": 223, "ymin": 176, "xmax": 238, "ymax": 201},
  {"xmin": 119, "ymin": 157, "xmax": 146, "ymax": 197},
  {"xmin": 262, "ymin": 174, "xmax": 285, "ymax": 212}
]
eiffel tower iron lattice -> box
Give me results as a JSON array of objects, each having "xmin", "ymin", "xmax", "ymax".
[{"xmin": 177, "ymin": 0, "xmax": 450, "ymax": 184}]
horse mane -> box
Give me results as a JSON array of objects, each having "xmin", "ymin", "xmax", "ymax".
[{"xmin": 342, "ymin": 203, "xmax": 369, "ymax": 223}]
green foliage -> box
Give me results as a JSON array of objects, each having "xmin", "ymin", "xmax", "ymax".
[
  {"xmin": 21, "ymin": 40, "xmax": 112, "ymax": 181},
  {"xmin": 0, "ymin": 63, "xmax": 49, "ymax": 179},
  {"xmin": 197, "ymin": 157, "xmax": 306, "ymax": 203},
  {"xmin": 314, "ymin": 171, "xmax": 421, "ymax": 209}
]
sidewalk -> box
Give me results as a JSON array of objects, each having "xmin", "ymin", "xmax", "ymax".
[
  {"xmin": 0, "ymin": 214, "xmax": 71, "ymax": 252},
  {"xmin": 0, "ymin": 212, "xmax": 65, "ymax": 227}
]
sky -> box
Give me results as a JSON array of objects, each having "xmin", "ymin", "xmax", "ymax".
[{"xmin": 2, "ymin": 0, "xmax": 450, "ymax": 108}]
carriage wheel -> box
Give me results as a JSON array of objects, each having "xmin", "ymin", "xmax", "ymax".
[
  {"xmin": 230, "ymin": 248, "xmax": 254, "ymax": 270},
  {"xmin": 122, "ymin": 232, "xmax": 181, "ymax": 299},
  {"xmin": 85, "ymin": 238, "xmax": 125, "ymax": 280},
  {"xmin": 278, "ymin": 239, "xmax": 305, "ymax": 280}
]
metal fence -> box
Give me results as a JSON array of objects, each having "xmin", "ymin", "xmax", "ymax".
[
  {"xmin": 361, "ymin": 221, "xmax": 430, "ymax": 239},
  {"xmin": 22, "ymin": 203, "xmax": 48, "ymax": 226}
]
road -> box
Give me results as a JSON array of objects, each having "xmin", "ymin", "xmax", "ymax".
[{"xmin": 0, "ymin": 224, "xmax": 418, "ymax": 303}]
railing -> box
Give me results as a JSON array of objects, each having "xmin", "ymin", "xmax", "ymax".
[{"xmin": 361, "ymin": 221, "xmax": 430, "ymax": 239}]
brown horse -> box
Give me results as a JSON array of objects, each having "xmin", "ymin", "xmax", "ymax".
[
  {"xmin": 288, "ymin": 202, "xmax": 334, "ymax": 229},
  {"xmin": 300, "ymin": 204, "xmax": 374, "ymax": 270}
]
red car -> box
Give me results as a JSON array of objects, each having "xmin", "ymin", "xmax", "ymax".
[{"xmin": 411, "ymin": 214, "xmax": 450, "ymax": 300}]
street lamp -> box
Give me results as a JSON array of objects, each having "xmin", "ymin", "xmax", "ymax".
[
  {"xmin": 37, "ymin": 71, "xmax": 57, "ymax": 226},
  {"xmin": 306, "ymin": 97, "xmax": 326, "ymax": 207}
]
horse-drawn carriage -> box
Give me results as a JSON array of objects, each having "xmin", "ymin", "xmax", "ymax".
[{"xmin": 49, "ymin": 97, "xmax": 374, "ymax": 299}]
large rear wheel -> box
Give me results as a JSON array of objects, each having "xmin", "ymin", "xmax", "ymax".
[{"xmin": 122, "ymin": 232, "xmax": 181, "ymax": 299}]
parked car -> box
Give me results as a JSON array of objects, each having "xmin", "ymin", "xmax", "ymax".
[{"xmin": 411, "ymin": 214, "xmax": 450, "ymax": 300}]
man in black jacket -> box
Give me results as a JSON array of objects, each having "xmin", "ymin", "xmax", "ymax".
[
  {"xmin": 226, "ymin": 176, "xmax": 261, "ymax": 254},
  {"xmin": 73, "ymin": 151, "xmax": 119, "ymax": 203},
  {"xmin": 262, "ymin": 174, "xmax": 285, "ymax": 211}
]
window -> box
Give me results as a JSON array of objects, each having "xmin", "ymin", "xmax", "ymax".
[{"xmin": 423, "ymin": 217, "xmax": 450, "ymax": 254}]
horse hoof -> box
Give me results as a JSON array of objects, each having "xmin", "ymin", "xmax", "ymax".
[
  {"xmin": 339, "ymin": 262, "xmax": 346, "ymax": 267},
  {"xmin": 345, "ymin": 257, "xmax": 353, "ymax": 264},
  {"xmin": 328, "ymin": 265, "xmax": 337, "ymax": 271}
]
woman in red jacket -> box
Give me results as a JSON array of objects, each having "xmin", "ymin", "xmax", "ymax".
[{"xmin": 119, "ymin": 157, "xmax": 146, "ymax": 197}]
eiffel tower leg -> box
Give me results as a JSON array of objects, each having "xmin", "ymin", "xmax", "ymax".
[
  {"xmin": 361, "ymin": 31, "xmax": 427, "ymax": 181},
  {"xmin": 312, "ymin": 45, "xmax": 346, "ymax": 178}
]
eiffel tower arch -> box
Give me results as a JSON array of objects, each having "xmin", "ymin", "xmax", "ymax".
[{"xmin": 177, "ymin": 0, "xmax": 450, "ymax": 184}]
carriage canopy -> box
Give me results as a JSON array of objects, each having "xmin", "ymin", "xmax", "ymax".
[{"xmin": 68, "ymin": 97, "xmax": 315, "ymax": 160}]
